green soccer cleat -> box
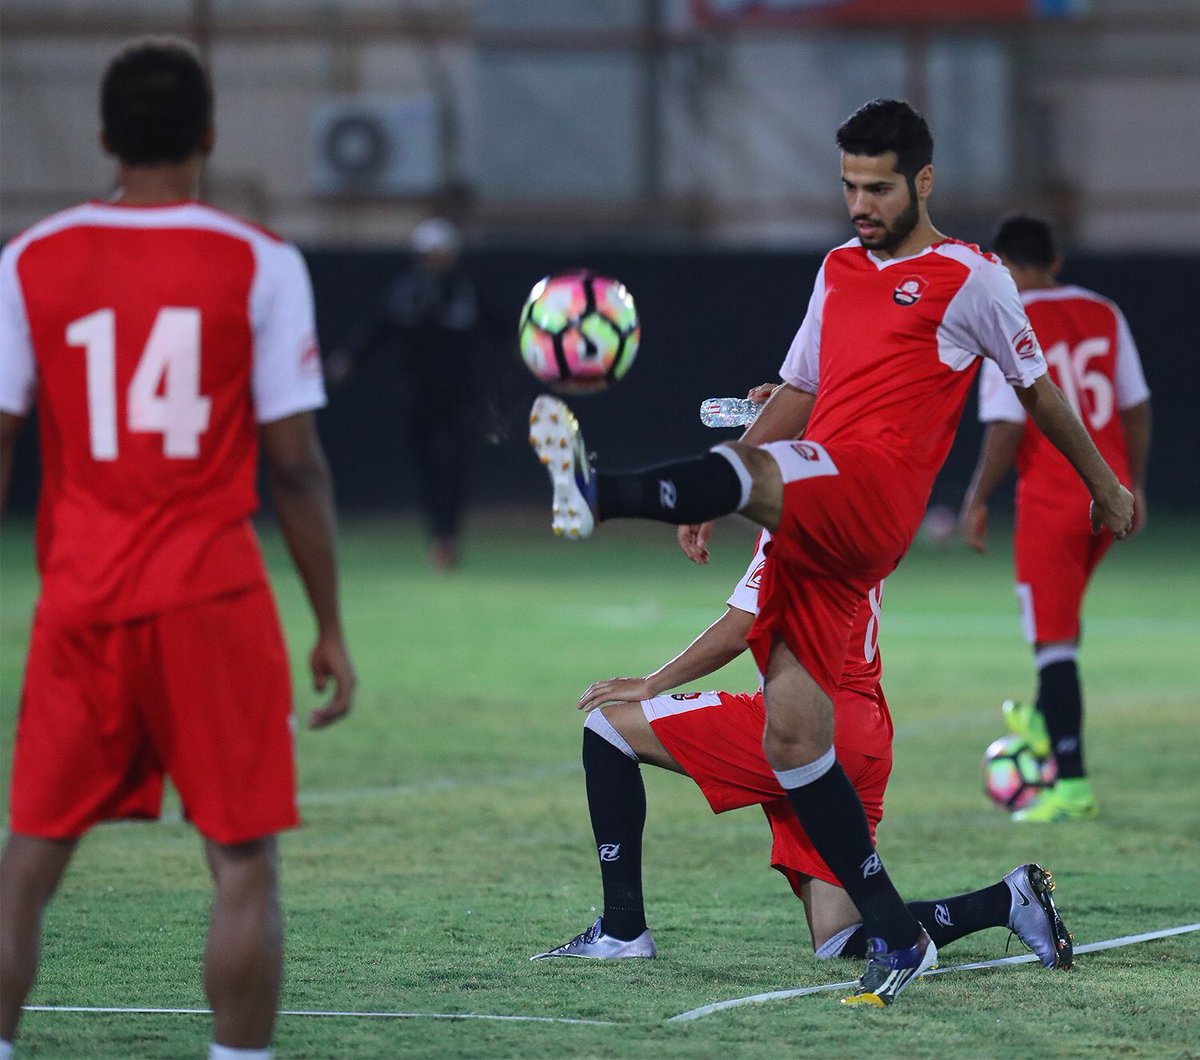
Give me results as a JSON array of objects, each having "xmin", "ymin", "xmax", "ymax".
[
  {"xmin": 1002, "ymin": 699, "xmax": 1052, "ymax": 760},
  {"xmin": 1012, "ymin": 778, "xmax": 1098, "ymax": 823}
]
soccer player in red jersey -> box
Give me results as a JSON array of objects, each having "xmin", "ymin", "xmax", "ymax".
[
  {"xmin": 0, "ymin": 39, "xmax": 356, "ymax": 1059},
  {"xmin": 961, "ymin": 215, "xmax": 1152, "ymax": 823},
  {"xmin": 530, "ymin": 531, "xmax": 1072, "ymax": 970},
  {"xmin": 530, "ymin": 99, "xmax": 1133, "ymax": 1005}
]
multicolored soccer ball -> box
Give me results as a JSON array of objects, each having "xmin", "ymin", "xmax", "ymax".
[
  {"xmin": 982, "ymin": 734, "xmax": 1057, "ymax": 811},
  {"xmin": 518, "ymin": 270, "xmax": 640, "ymax": 393}
]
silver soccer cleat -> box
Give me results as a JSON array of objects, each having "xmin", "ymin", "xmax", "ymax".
[
  {"xmin": 1004, "ymin": 862, "xmax": 1074, "ymax": 969},
  {"xmin": 528, "ymin": 394, "xmax": 596, "ymax": 539},
  {"xmin": 530, "ymin": 917, "xmax": 656, "ymax": 960}
]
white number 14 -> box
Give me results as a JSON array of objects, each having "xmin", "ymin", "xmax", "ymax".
[{"xmin": 66, "ymin": 307, "xmax": 212, "ymax": 460}]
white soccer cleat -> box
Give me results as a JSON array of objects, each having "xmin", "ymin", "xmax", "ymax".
[
  {"xmin": 530, "ymin": 917, "xmax": 656, "ymax": 960},
  {"xmin": 528, "ymin": 394, "xmax": 597, "ymax": 539},
  {"xmin": 1004, "ymin": 863, "xmax": 1074, "ymax": 969}
]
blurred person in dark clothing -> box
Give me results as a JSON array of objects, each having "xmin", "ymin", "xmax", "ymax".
[{"xmin": 328, "ymin": 217, "xmax": 488, "ymax": 569}]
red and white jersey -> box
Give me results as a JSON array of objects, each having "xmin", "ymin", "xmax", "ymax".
[
  {"xmin": 977, "ymin": 284, "xmax": 1149, "ymax": 511},
  {"xmin": 780, "ymin": 238, "xmax": 1046, "ymax": 537},
  {"xmin": 0, "ymin": 200, "xmax": 326, "ymax": 624},
  {"xmin": 727, "ymin": 532, "xmax": 891, "ymax": 756}
]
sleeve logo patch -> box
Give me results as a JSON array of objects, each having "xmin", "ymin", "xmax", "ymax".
[
  {"xmin": 747, "ymin": 560, "xmax": 766, "ymax": 590},
  {"xmin": 299, "ymin": 334, "xmax": 322, "ymax": 378},
  {"xmin": 893, "ymin": 276, "xmax": 928, "ymax": 306},
  {"xmin": 1012, "ymin": 325, "xmax": 1039, "ymax": 359}
]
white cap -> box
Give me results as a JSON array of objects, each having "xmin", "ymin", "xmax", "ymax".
[{"xmin": 411, "ymin": 217, "xmax": 461, "ymax": 255}]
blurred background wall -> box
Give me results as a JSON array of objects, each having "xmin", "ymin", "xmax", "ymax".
[{"xmin": 2, "ymin": 0, "xmax": 1197, "ymax": 514}]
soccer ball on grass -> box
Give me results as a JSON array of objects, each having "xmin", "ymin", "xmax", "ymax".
[
  {"xmin": 518, "ymin": 270, "xmax": 640, "ymax": 393},
  {"xmin": 982, "ymin": 733, "xmax": 1057, "ymax": 811}
]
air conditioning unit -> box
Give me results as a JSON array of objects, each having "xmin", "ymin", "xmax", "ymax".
[{"xmin": 310, "ymin": 97, "xmax": 442, "ymax": 197}]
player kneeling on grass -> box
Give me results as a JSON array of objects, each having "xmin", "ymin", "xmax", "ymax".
[{"xmin": 531, "ymin": 532, "xmax": 1073, "ymax": 972}]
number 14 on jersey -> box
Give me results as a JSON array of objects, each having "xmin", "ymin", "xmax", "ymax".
[{"xmin": 67, "ymin": 307, "xmax": 212, "ymax": 460}]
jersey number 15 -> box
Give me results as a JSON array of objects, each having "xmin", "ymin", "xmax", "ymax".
[{"xmin": 67, "ymin": 307, "xmax": 212, "ymax": 460}]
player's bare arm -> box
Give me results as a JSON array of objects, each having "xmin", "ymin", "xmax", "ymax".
[
  {"xmin": 1119, "ymin": 399, "xmax": 1152, "ymax": 536},
  {"xmin": 261, "ymin": 411, "xmax": 357, "ymax": 728},
  {"xmin": 960, "ymin": 420, "xmax": 1024, "ymax": 553},
  {"xmin": 677, "ymin": 384, "xmax": 815, "ymax": 564},
  {"xmin": 0, "ymin": 412, "xmax": 25, "ymax": 521},
  {"xmin": 1015, "ymin": 374, "xmax": 1135, "ymax": 537},
  {"xmin": 579, "ymin": 605, "xmax": 754, "ymax": 712}
]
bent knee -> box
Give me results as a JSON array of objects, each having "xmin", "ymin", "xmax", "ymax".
[{"xmin": 716, "ymin": 444, "xmax": 782, "ymax": 531}]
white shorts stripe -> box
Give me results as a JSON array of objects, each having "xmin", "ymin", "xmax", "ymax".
[
  {"xmin": 640, "ymin": 691, "xmax": 723, "ymax": 723},
  {"xmin": 1015, "ymin": 582, "xmax": 1037, "ymax": 644},
  {"xmin": 760, "ymin": 439, "xmax": 840, "ymax": 485}
]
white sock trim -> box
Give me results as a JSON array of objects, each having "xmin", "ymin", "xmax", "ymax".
[
  {"xmin": 0, "ymin": 1038, "xmax": 13, "ymax": 1060},
  {"xmin": 772, "ymin": 746, "xmax": 836, "ymax": 790},
  {"xmin": 209, "ymin": 1046, "xmax": 272, "ymax": 1060},
  {"xmin": 584, "ymin": 709, "xmax": 639, "ymax": 761},
  {"xmin": 815, "ymin": 922, "xmax": 861, "ymax": 960},
  {"xmin": 1035, "ymin": 643, "xmax": 1078, "ymax": 669},
  {"xmin": 709, "ymin": 444, "xmax": 753, "ymax": 510}
]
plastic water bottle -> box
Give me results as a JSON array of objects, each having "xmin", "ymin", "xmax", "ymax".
[{"xmin": 699, "ymin": 397, "xmax": 762, "ymax": 428}]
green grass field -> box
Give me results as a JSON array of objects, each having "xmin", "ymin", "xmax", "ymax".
[{"xmin": 1, "ymin": 512, "xmax": 1198, "ymax": 1059}]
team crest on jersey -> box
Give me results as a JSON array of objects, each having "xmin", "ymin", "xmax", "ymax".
[
  {"xmin": 893, "ymin": 276, "xmax": 927, "ymax": 306},
  {"xmin": 1012, "ymin": 325, "xmax": 1039, "ymax": 359},
  {"xmin": 790, "ymin": 441, "xmax": 820, "ymax": 461}
]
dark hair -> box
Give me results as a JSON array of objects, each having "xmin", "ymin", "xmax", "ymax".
[
  {"xmin": 990, "ymin": 214, "xmax": 1059, "ymax": 268},
  {"xmin": 836, "ymin": 99, "xmax": 933, "ymax": 179},
  {"xmin": 101, "ymin": 37, "xmax": 212, "ymax": 165}
]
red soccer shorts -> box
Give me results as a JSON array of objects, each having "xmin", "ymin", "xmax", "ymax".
[
  {"xmin": 9, "ymin": 585, "xmax": 299, "ymax": 844},
  {"xmin": 1014, "ymin": 501, "xmax": 1114, "ymax": 644},
  {"xmin": 643, "ymin": 689, "xmax": 892, "ymax": 890},
  {"xmin": 743, "ymin": 440, "xmax": 911, "ymax": 699}
]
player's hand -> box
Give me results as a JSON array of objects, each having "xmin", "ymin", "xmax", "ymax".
[
  {"xmin": 960, "ymin": 501, "xmax": 989, "ymax": 554},
  {"xmin": 308, "ymin": 632, "xmax": 357, "ymax": 729},
  {"xmin": 747, "ymin": 382, "xmax": 778, "ymax": 404},
  {"xmin": 1089, "ymin": 483, "xmax": 1136, "ymax": 540},
  {"xmin": 1129, "ymin": 486, "xmax": 1148, "ymax": 538},
  {"xmin": 579, "ymin": 677, "xmax": 655, "ymax": 712},
  {"xmin": 678, "ymin": 521, "xmax": 713, "ymax": 564}
]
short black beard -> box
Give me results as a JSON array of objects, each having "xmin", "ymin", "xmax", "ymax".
[{"xmin": 864, "ymin": 180, "xmax": 920, "ymax": 253}]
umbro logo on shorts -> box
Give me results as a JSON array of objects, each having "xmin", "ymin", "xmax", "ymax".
[
  {"xmin": 659, "ymin": 479, "xmax": 677, "ymax": 509},
  {"xmin": 893, "ymin": 276, "xmax": 927, "ymax": 306}
]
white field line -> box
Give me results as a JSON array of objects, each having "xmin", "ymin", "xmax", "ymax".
[
  {"xmin": 667, "ymin": 921, "xmax": 1200, "ymax": 1022},
  {"xmin": 23, "ymin": 923, "xmax": 1199, "ymax": 1029},
  {"xmin": 21, "ymin": 1005, "xmax": 612, "ymax": 1026}
]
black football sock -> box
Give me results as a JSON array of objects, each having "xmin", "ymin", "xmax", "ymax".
[
  {"xmin": 834, "ymin": 882, "xmax": 1011, "ymax": 957},
  {"xmin": 582, "ymin": 727, "xmax": 647, "ymax": 941},
  {"xmin": 596, "ymin": 450, "xmax": 745, "ymax": 525},
  {"xmin": 780, "ymin": 755, "xmax": 921, "ymax": 951},
  {"xmin": 1037, "ymin": 656, "xmax": 1085, "ymax": 779}
]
